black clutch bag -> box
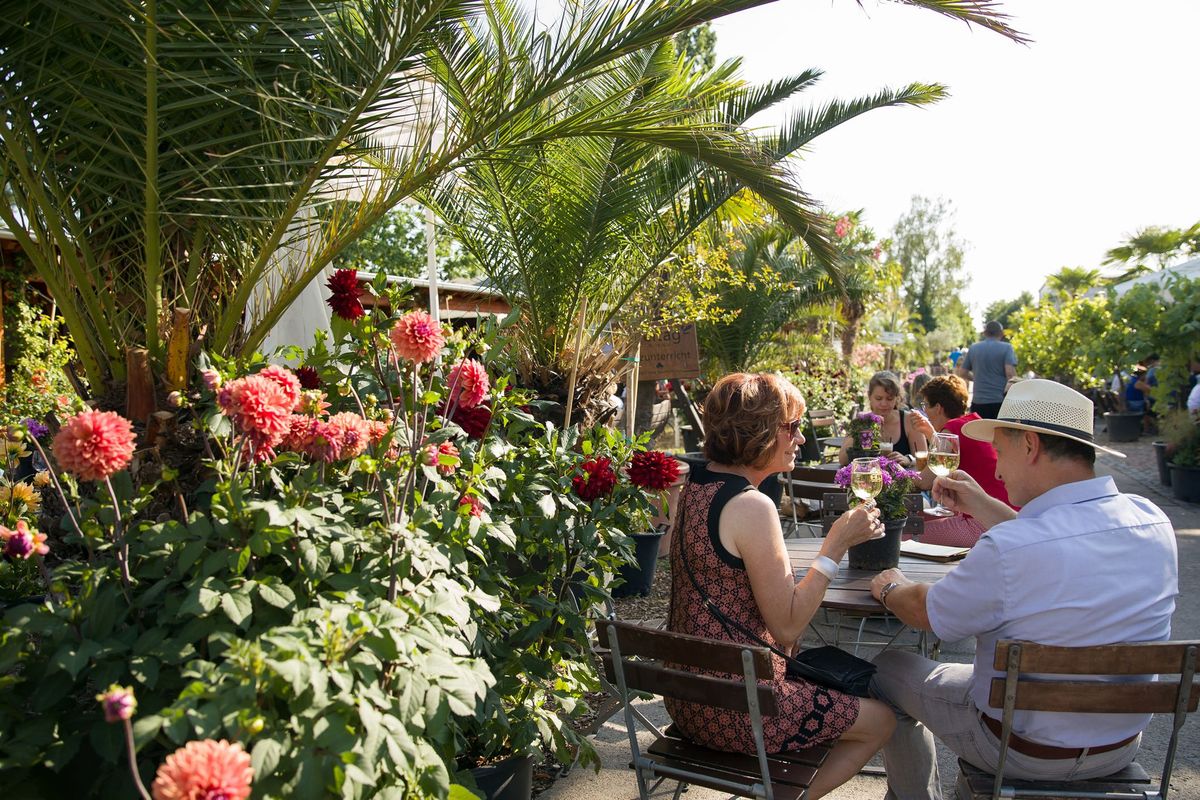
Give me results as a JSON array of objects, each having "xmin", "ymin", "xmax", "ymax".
[{"xmin": 784, "ymin": 646, "xmax": 876, "ymax": 698}]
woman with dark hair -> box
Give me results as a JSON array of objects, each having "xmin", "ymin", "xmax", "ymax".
[
  {"xmin": 916, "ymin": 374, "xmax": 1012, "ymax": 509},
  {"xmin": 838, "ymin": 370, "xmax": 924, "ymax": 466},
  {"xmin": 666, "ymin": 373, "xmax": 895, "ymax": 798}
]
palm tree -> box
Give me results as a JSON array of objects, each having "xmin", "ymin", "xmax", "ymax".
[
  {"xmin": 1103, "ymin": 222, "xmax": 1200, "ymax": 282},
  {"xmin": 0, "ymin": 0, "xmax": 1021, "ymax": 407},
  {"xmin": 424, "ymin": 37, "xmax": 950, "ymax": 419},
  {"xmin": 1044, "ymin": 266, "xmax": 1102, "ymax": 302}
]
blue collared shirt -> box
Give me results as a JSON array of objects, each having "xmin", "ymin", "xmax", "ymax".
[{"xmin": 927, "ymin": 476, "xmax": 1178, "ymax": 747}]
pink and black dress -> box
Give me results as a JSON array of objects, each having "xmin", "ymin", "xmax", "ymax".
[{"xmin": 664, "ymin": 469, "xmax": 859, "ymax": 754}]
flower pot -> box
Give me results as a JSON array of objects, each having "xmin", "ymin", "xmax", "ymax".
[
  {"xmin": 1168, "ymin": 463, "xmax": 1200, "ymax": 503},
  {"xmin": 613, "ymin": 532, "xmax": 665, "ymax": 597},
  {"xmin": 469, "ymin": 753, "xmax": 534, "ymax": 800},
  {"xmin": 1103, "ymin": 411, "xmax": 1143, "ymax": 442},
  {"xmin": 1153, "ymin": 441, "xmax": 1172, "ymax": 487},
  {"xmin": 847, "ymin": 517, "xmax": 906, "ymax": 571}
]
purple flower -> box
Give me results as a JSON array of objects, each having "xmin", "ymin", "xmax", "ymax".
[
  {"xmin": 22, "ymin": 418, "xmax": 49, "ymax": 440},
  {"xmin": 857, "ymin": 412, "xmax": 884, "ymax": 425},
  {"xmin": 834, "ymin": 465, "xmax": 851, "ymax": 487}
]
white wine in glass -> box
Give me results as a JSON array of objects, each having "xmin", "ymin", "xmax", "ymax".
[
  {"xmin": 851, "ymin": 469, "xmax": 883, "ymax": 500},
  {"xmin": 926, "ymin": 432, "xmax": 960, "ymax": 516}
]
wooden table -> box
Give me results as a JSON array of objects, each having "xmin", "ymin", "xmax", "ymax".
[{"xmin": 784, "ymin": 537, "xmax": 959, "ymax": 613}]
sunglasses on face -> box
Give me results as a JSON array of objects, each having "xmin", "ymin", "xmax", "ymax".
[{"xmin": 780, "ymin": 419, "xmax": 804, "ymax": 439}]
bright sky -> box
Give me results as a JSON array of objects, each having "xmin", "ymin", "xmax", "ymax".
[{"xmin": 713, "ymin": 0, "xmax": 1199, "ymax": 322}]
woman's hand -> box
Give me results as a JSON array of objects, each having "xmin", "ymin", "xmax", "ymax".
[
  {"xmin": 884, "ymin": 450, "xmax": 906, "ymax": 463},
  {"xmin": 823, "ymin": 502, "xmax": 883, "ymax": 559},
  {"xmin": 906, "ymin": 408, "xmax": 936, "ymax": 441}
]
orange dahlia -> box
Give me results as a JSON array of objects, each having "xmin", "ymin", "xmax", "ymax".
[{"xmin": 389, "ymin": 310, "xmax": 445, "ymax": 364}]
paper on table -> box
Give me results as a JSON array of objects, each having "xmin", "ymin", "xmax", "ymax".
[{"xmin": 900, "ymin": 539, "xmax": 970, "ymax": 562}]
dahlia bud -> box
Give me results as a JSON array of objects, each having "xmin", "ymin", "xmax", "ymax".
[
  {"xmin": 5, "ymin": 424, "xmax": 24, "ymax": 442},
  {"xmin": 96, "ymin": 684, "xmax": 137, "ymax": 723},
  {"xmin": 33, "ymin": 471, "xmax": 51, "ymax": 488},
  {"xmin": 200, "ymin": 368, "xmax": 222, "ymax": 392},
  {"xmin": 166, "ymin": 391, "xmax": 184, "ymax": 408}
]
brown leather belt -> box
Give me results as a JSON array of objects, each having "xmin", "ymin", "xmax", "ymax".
[{"xmin": 980, "ymin": 713, "xmax": 1137, "ymax": 760}]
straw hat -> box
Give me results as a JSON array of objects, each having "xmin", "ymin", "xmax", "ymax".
[{"xmin": 961, "ymin": 378, "xmax": 1126, "ymax": 458}]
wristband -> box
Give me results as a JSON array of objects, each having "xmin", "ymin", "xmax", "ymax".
[{"xmin": 811, "ymin": 555, "xmax": 840, "ymax": 581}]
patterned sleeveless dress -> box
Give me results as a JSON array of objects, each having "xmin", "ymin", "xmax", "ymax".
[{"xmin": 664, "ymin": 469, "xmax": 859, "ymax": 754}]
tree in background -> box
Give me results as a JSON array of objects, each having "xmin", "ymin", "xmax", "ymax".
[
  {"xmin": 333, "ymin": 205, "xmax": 481, "ymax": 281},
  {"xmin": 674, "ymin": 22, "xmax": 718, "ymax": 69},
  {"xmin": 1043, "ymin": 266, "xmax": 1102, "ymax": 302},
  {"xmin": 983, "ymin": 290, "xmax": 1034, "ymax": 333},
  {"xmin": 1103, "ymin": 221, "xmax": 1200, "ymax": 282},
  {"xmin": 891, "ymin": 196, "xmax": 967, "ymax": 334}
]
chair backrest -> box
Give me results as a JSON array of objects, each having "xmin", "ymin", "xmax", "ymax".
[
  {"xmin": 985, "ymin": 639, "xmax": 1199, "ymax": 800},
  {"xmin": 597, "ymin": 620, "xmax": 779, "ymax": 716},
  {"xmin": 807, "ymin": 408, "xmax": 839, "ymax": 432},
  {"xmin": 820, "ymin": 492, "xmax": 924, "ymax": 538},
  {"xmin": 784, "ymin": 466, "xmax": 842, "ymax": 503}
]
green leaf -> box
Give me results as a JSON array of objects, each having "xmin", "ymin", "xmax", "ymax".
[
  {"xmin": 535, "ymin": 494, "xmax": 556, "ymax": 519},
  {"xmin": 51, "ymin": 640, "xmax": 100, "ymax": 679},
  {"xmin": 221, "ymin": 589, "xmax": 254, "ymax": 628},
  {"xmin": 251, "ymin": 737, "xmax": 285, "ymax": 779},
  {"xmin": 234, "ymin": 546, "xmax": 252, "ymax": 575},
  {"xmin": 255, "ymin": 580, "xmax": 297, "ymax": 610},
  {"xmin": 448, "ymin": 786, "xmax": 480, "ymax": 800}
]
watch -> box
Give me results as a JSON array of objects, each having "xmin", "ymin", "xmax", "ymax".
[{"xmin": 878, "ymin": 581, "xmax": 901, "ymax": 609}]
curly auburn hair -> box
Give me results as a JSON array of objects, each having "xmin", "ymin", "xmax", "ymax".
[
  {"xmin": 702, "ymin": 373, "xmax": 804, "ymax": 469},
  {"xmin": 920, "ymin": 374, "xmax": 969, "ymax": 419}
]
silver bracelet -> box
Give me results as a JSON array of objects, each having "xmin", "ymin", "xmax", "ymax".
[{"xmin": 811, "ymin": 555, "xmax": 840, "ymax": 581}]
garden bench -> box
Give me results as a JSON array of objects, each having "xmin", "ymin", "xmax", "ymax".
[
  {"xmin": 957, "ymin": 639, "xmax": 1199, "ymax": 800},
  {"xmin": 597, "ymin": 619, "xmax": 834, "ymax": 800}
]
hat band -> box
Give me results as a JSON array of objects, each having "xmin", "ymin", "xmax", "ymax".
[{"xmin": 1001, "ymin": 418, "xmax": 1094, "ymax": 443}]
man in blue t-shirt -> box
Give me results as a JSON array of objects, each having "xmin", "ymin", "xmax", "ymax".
[{"xmin": 956, "ymin": 321, "xmax": 1017, "ymax": 419}]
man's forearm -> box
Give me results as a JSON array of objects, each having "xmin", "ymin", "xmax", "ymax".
[{"xmin": 881, "ymin": 582, "xmax": 932, "ymax": 631}]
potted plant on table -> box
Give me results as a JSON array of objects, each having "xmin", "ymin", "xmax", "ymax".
[
  {"xmin": 846, "ymin": 412, "xmax": 884, "ymax": 459},
  {"xmin": 834, "ymin": 457, "xmax": 922, "ymax": 569}
]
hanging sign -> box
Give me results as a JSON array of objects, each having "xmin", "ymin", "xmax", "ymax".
[{"xmin": 638, "ymin": 324, "xmax": 701, "ymax": 381}]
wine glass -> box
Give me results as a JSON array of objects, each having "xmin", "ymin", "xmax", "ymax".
[
  {"xmin": 849, "ymin": 457, "xmax": 886, "ymax": 538},
  {"xmin": 925, "ymin": 432, "xmax": 960, "ymax": 517}
]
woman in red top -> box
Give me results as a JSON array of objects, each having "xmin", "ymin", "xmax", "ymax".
[
  {"xmin": 666, "ymin": 373, "xmax": 895, "ymax": 798},
  {"xmin": 914, "ymin": 375, "xmax": 1013, "ymax": 508}
]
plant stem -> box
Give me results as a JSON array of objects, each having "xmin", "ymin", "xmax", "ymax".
[
  {"xmin": 103, "ymin": 477, "xmax": 133, "ymax": 591},
  {"xmin": 122, "ymin": 718, "xmax": 152, "ymax": 800},
  {"xmin": 26, "ymin": 437, "xmax": 86, "ymax": 540}
]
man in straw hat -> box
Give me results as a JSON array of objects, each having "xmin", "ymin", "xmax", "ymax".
[{"xmin": 866, "ymin": 379, "xmax": 1179, "ymax": 799}]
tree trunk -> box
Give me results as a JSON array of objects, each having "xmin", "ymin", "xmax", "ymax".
[{"xmin": 125, "ymin": 347, "xmax": 156, "ymax": 425}]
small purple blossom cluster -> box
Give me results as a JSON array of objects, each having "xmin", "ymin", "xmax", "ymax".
[
  {"xmin": 22, "ymin": 418, "xmax": 49, "ymax": 440},
  {"xmin": 835, "ymin": 457, "xmax": 922, "ymax": 521},
  {"xmin": 847, "ymin": 412, "xmax": 884, "ymax": 452}
]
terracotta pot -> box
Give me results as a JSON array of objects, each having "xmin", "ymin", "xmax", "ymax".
[{"xmin": 847, "ymin": 516, "xmax": 905, "ymax": 570}]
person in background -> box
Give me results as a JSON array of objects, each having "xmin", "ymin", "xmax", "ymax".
[
  {"xmin": 666, "ymin": 373, "xmax": 894, "ymax": 798},
  {"xmin": 910, "ymin": 375, "xmax": 1012, "ymax": 509},
  {"xmin": 909, "ymin": 372, "xmax": 932, "ymax": 410},
  {"xmin": 867, "ymin": 379, "xmax": 1178, "ymax": 800},
  {"xmin": 956, "ymin": 321, "xmax": 1017, "ymax": 419},
  {"xmin": 839, "ymin": 371, "xmax": 924, "ymax": 467}
]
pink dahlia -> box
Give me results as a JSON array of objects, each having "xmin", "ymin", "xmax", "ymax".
[
  {"xmin": 326, "ymin": 268, "xmax": 365, "ymax": 321},
  {"xmin": 446, "ymin": 359, "xmax": 490, "ymax": 410},
  {"xmin": 151, "ymin": 739, "xmax": 253, "ymax": 800},
  {"xmin": 572, "ymin": 457, "xmax": 617, "ymax": 501},
  {"xmin": 389, "ymin": 310, "xmax": 445, "ymax": 364},
  {"xmin": 1, "ymin": 520, "xmax": 48, "ymax": 559},
  {"xmin": 257, "ymin": 365, "xmax": 302, "ymax": 411},
  {"xmin": 96, "ymin": 684, "xmax": 136, "ymax": 723},
  {"xmin": 280, "ymin": 414, "xmax": 316, "ymax": 454},
  {"xmin": 218, "ymin": 375, "xmax": 293, "ymax": 447},
  {"xmin": 199, "ymin": 368, "xmax": 222, "ymax": 393},
  {"xmin": 459, "ymin": 495, "xmax": 483, "ymax": 517},
  {"xmin": 834, "ymin": 215, "xmax": 852, "ymax": 238},
  {"xmin": 51, "ymin": 410, "xmax": 136, "ymax": 482},
  {"xmin": 302, "ymin": 420, "xmax": 344, "ymax": 463},
  {"xmin": 423, "ymin": 441, "xmax": 460, "ymax": 475},
  {"xmin": 628, "ymin": 451, "xmax": 681, "ymax": 491},
  {"xmin": 296, "ymin": 390, "xmax": 330, "ymax": 417},
  {"xmin": 327, "ymin": 412, "xmax": 372, "ymax": 459}
]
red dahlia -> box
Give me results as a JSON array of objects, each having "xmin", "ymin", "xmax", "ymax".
[
  {"xmin": 326, "ymin": 268, "xmax": 365, "ymax": 321},
  {"xmin": 444, "ymin": 402, "xmax": 492, "ymax": 440},
  {"xmin": 627, "ymin": 450, "xmax": 681, "ymax": 491},
  {"xmin": 295, "ymin": 366, "xmax": 321, "ymax": 389},
  {"xmin": 572, "ymin": 456, "xmax": 617, "ymax": 501}
]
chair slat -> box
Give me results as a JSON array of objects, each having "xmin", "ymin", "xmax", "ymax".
[
  {"xmin": 598, "ymin": 620, "xmax": 773, "ymax": 675},
  {"xmin": 602, "ymin": 655, "xmax": 779, "ymax": 716},
  {"xmin": 987, "ymin": 679, "xmax": 1200, "ymax": 714},
  {"xmin": 992, "ymin": 639, "xmax": 1200, "ymax": 674},
  {"xmin": 640, "ymin": 754, "xmax": 807, "ymax": 800},
  {"xmin": 647, "ymin": 737, "xmax": 819, "ymax": 788}
]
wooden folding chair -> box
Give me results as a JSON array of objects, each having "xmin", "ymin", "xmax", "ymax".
[
  {"xmin": 598, "ymin": 620, "xmax": 834, "ymax": 800},
  {"xmin": 957, "ymin": 639, "xmax": 1200, "ymax": 800},
  {"xmin": 780, "ymin": 466, "xmax": 842, "ymax": 538}
]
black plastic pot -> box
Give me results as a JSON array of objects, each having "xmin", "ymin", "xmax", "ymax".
[
  {"xmin": 1169, "ymin": 463, "xmax": 1200, "ymax": 503},
  {"xmin": 1153, "ymin": 442, "xmax": 1172, "ymax": 487},
  {"xmin": 470, "ymin": 754, "xmax": 534, "ymax": 800},
  {"xmin": 847, "ymin": 517, "xmax": 905, "ymax": 570},
  {"xmin": 613, "ymin": 532, "xmax": 665, "ymax": 598},
  {"xmin": 1103, "ymin": 412, "xmax": 1143, "ymax": 443}
]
